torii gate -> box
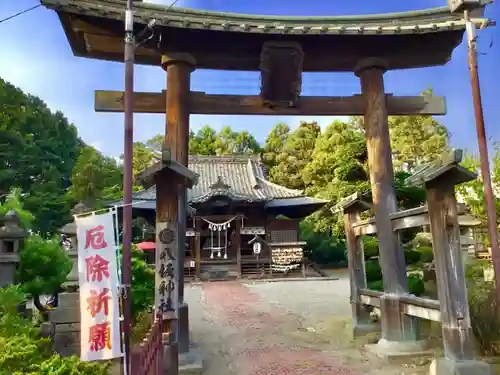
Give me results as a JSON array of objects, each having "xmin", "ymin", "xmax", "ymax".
[{"xmin": 40, "ymin": 0, "xmax": 493, "ymax": 374}]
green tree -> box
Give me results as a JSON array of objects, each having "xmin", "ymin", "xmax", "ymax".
[
  {"xmin": 232, "ymin": 130, "xmax": 261, "ymax": 154},
  {"xmin": 456, "ymin": 145, "xmax": 500, "ymax": 230},
  {"xmin": 0, "ymin": 78, "xmax": 83, "ymax": 235},
  {"xmin": 17, "ymin": 235, "xmax": 72, "ymax": 312},
  {"xmin": 269, "ymin": 121, "xmax": 321, "ymax": 189},
  {"xmin": 302, "ymin": 120, "xmax": 370, "ymax": 234},
  {"xmin": 189, "ymin": 126, "xmax": 218, "ymax": 155},
  {"xmin": 67, "ymin": 146, "xmax": 122, "ymax": 207},
  {"xmin": 128, "ymin": 141, "xmax": 155, "ymax": 178},
  {"xmin": 145, "ymin": 134, "xmax": 163, "ymax": 152},
  {"xmin": 262, "ymin": 123, "xmax": 290, "ymax": 170},
  {"xmin": 0, "ymin": 188, "xmax": 35, "ymax": 229},
  {"xmin": 213, "ymin": 126, "xmax": 261, "ymax": 155},
  {"xmin": 388, "ymin": 89, "xmax": 450, "ymax": 171}
]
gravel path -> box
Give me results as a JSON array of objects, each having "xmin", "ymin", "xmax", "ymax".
[{"xmin": 185, "ymin": 275, "xmax": 430, "ymax": 375}]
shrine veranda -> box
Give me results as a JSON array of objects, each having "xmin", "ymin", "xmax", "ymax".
[{"xmin": 41, "ymin": 1, "xmax": 495, "ymax": 374}]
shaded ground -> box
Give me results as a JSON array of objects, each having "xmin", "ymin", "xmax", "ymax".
[{"xmin": 186, "ymin": 273, "xmax": 432, "ymax": 375}]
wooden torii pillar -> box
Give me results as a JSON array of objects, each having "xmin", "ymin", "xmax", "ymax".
[
  {"xmin": 160, "ymin": 53, "xmax": 196, "ymax": 356},
  {"xmin": 355, "ymin": 58, "xmax": 421, "ymax": 349}
]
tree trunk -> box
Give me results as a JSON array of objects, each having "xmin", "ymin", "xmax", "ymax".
[{"xmin": 33, "ymin": 294, "xmax": 47, "ymax": 313}]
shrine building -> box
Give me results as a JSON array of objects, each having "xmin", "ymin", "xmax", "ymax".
[{"xmin": 121, "ymin": 154, "xmax": 327, "ymax": 280}]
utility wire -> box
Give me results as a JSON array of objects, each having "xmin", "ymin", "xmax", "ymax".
[{"xmin": 0, "ymin": 4, "xmax": 41, "ymax": 25}]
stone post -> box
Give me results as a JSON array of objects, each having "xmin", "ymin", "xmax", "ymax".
[
  {"xmin": 0, "ymin": 210, "xmax": 27, "ymax": 287},
  {"xmin": 356, "ymin": 58, "xmax": 421, "ymax": 352},
  {"xmin": 50, "ymin": 203, "xmax": 88, "ymax": 357}
]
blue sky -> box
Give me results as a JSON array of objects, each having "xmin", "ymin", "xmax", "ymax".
[{"xmin": 0, "ymin": 0, "xmax": 499, "ymax": 159}]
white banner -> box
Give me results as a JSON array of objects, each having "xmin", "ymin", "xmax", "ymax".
[{"xmin": 76, "ymin": 211, "xmax": 123, "ymax": 361}]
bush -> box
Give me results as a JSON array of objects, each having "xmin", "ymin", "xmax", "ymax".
[
  {"xmin": 362, "ymin": 236, "xmax": 379, "ymax": 259},
  {"xmin": 468, "ymin": 279, "xmax": 500, "ymax": 355},
  {"xmin": 22, "ymin": 354, "xmax": 109, "ymax": 375},
  {"xmin": 416, "ymin": 246, "xmax": 434, "ymax": 263},
  {"xmin": 403, "ymin": 249, "xmax": 421, "ymax": 265},
  {"xmin": 300, "ymin": 222, "xmax": 347, "ymax": 265},
  {"xmin": 466, "ymin": 259, "xmax": 489, "ymax": 280},
  {"xmin": 127, "ymin": 245, "xmax": 155, "ymax": 321},
  {"xmin": 367, "ymin": 280, "xmax": 384, "ymax": 291},
  {"xmin": 132, "ymin": 311, "xmax": 153, "ymax": 344},
  {"xmin": 366, "ymin": 273, "xmax": 425, "ymax": 295},
  {"xmin": 0, "ymin": 286, "xmax": 109, "ymax": 375},
  {"xmin": 365, "ymin": 260, "xmax": 382, "ymax": 282},
  {"xmin": 412, "ymin": 232, "xmax": 433, "ymax": 248},
  {"xmin": 407, "ymin": 274, "xmax": 425, "ymax": 296},
  {"xmin": 465, "ymin": 261, "xmax": 500, "ymax": 355}
]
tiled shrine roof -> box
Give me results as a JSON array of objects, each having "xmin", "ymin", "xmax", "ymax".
[
  {"xmin": 42, "ymin": 0, "xmax": 492, "ymax": 36},
  {"xmin": 41, "ymin": 0, "xmax": 494, "ymax": 71},
  {"xmin": 134, "ymin": 155, "xmax": 324, "ymax": 205}
]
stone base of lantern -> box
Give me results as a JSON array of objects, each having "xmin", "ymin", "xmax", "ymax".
[
  {"xmin": 49, "ymin": 292, "xmax": 81, "ymax": 357},
  {"xmin": 0, "ymin": 253, "xmax": 20, "ymax": 287}
]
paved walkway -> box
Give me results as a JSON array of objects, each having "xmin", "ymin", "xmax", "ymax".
[{"xmin": 186, "ymin": 277, "xmax": 429, "ymax": 375}]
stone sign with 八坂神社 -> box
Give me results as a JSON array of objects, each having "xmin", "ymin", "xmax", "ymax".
[{"xmin": 155, "ymin": 222, "xmax": 178, "ymax": 320}]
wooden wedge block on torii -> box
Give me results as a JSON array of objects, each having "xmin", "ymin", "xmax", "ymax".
[{"xmin": 94, "ymin": 90, "xmax": 446, "ymax": 116}]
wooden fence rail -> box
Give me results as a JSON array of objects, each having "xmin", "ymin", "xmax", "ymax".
[
  {"xmin": 333, "ymin": 149, "xmax": 493, "ymax": 373},
  {"xmin": 358, "ymin": 289, "xmax": 441, "ymax": 322},
  {"xmin": 131, "ymin": 313, "xmax": 165, "ymax": 375}
]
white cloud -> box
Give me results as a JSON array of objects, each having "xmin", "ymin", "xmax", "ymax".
[{"xmin": 90, "ymin": 142, "xmax": 103, "ymax": 152}]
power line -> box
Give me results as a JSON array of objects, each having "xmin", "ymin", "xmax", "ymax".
[{"xmin": 0, "ymin": 4, "xmax": 41, "ymax": 25}]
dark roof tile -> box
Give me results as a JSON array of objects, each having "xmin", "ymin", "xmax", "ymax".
[{"xmin": 133, "ymin": 155, "xmax": 304, "ymax": 203}]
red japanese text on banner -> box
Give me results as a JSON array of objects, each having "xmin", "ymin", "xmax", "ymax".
[{"xmin": 76, "ymin": 211, "xmax": 123, "ymax": 361}]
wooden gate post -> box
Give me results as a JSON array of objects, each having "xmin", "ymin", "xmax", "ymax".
[
  {"xmin": 333, "ymin": 193, "xmax": 378, "ymax": 337},
  {"xmin": 234, "ymin": 215, "xmax": 242, "ymax": 278},
  {"xmin": 408, "ymin": 150, "xmax": 493, "ymax": 375},
  {"xmin": 162, "ymin": 53, "xmax": 196, "ymax": 355},
  {"xmin": 194, "ymin": 217, "xmax": 201, "ymax": 280},
  {"xmin": 356, "ymin": 58, "xmax": 420, "ymax": 347}
]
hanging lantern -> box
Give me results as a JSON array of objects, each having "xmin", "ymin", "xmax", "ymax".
[{"xmin": 253, "ymin": 242, "xmax": 261, "ymax": 255}]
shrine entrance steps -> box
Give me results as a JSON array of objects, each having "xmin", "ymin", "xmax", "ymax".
[
  {"xmin": 199, "ymin": 262, "xmax": 239, "ymax": 281},
  {"xmin": 184, "ymin": 258, "xmax": 327, "ymax": 282}
]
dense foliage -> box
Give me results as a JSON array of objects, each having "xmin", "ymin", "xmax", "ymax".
[
  {"xmin": 17, "ymin": 235, "xmax": 72, "ymax": 312},
  {"xmin": 466, "ymin": 261, "xmax": 500, "ymax": 355},
  {"xmin": 456, "ymin": 144, "xmax": 500, "ymax": 237},
  {"xmin": 0, "ymin": 188, "xmax": 34, "ymax": 229},
  {"xmin": 129, "ymin": 245, "xmax": 155, "ymax": 321},
  {"xmin": 0, "ymin": 78, "xmax": 83, "ymax": 235},
  {"xmin": 0, "ymin": 285, "xmax": 109, "ymax": 375}
]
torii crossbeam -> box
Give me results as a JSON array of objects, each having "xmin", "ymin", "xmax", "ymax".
[{"xmin": 94, "ymin": 90, "xmax": 446, "ymax": 116}]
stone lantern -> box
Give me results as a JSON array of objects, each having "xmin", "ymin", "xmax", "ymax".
[
  {"xmin": 50, "ymin": 202, "xmax": 88, "ymax": 357},
  {"xmin": 0, "ymin": 210, "xmax": 27, "ymax": 287},
  {"xmin": 58, "ymin": 203, "xmax": 88, "ymax": 291}
]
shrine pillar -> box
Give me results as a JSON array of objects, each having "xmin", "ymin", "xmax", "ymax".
[
  {"xmin": 355, "ymin": 59, "xmax": 421, "ymax": 351},
  {"xmin": 161, "ymin": 53, "xmax": 195, "ymax": 357}
]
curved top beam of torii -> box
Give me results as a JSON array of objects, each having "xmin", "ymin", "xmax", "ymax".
[{"xmin": 41, "ymin": 0, "xmax": 494, "ymax": 71}]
